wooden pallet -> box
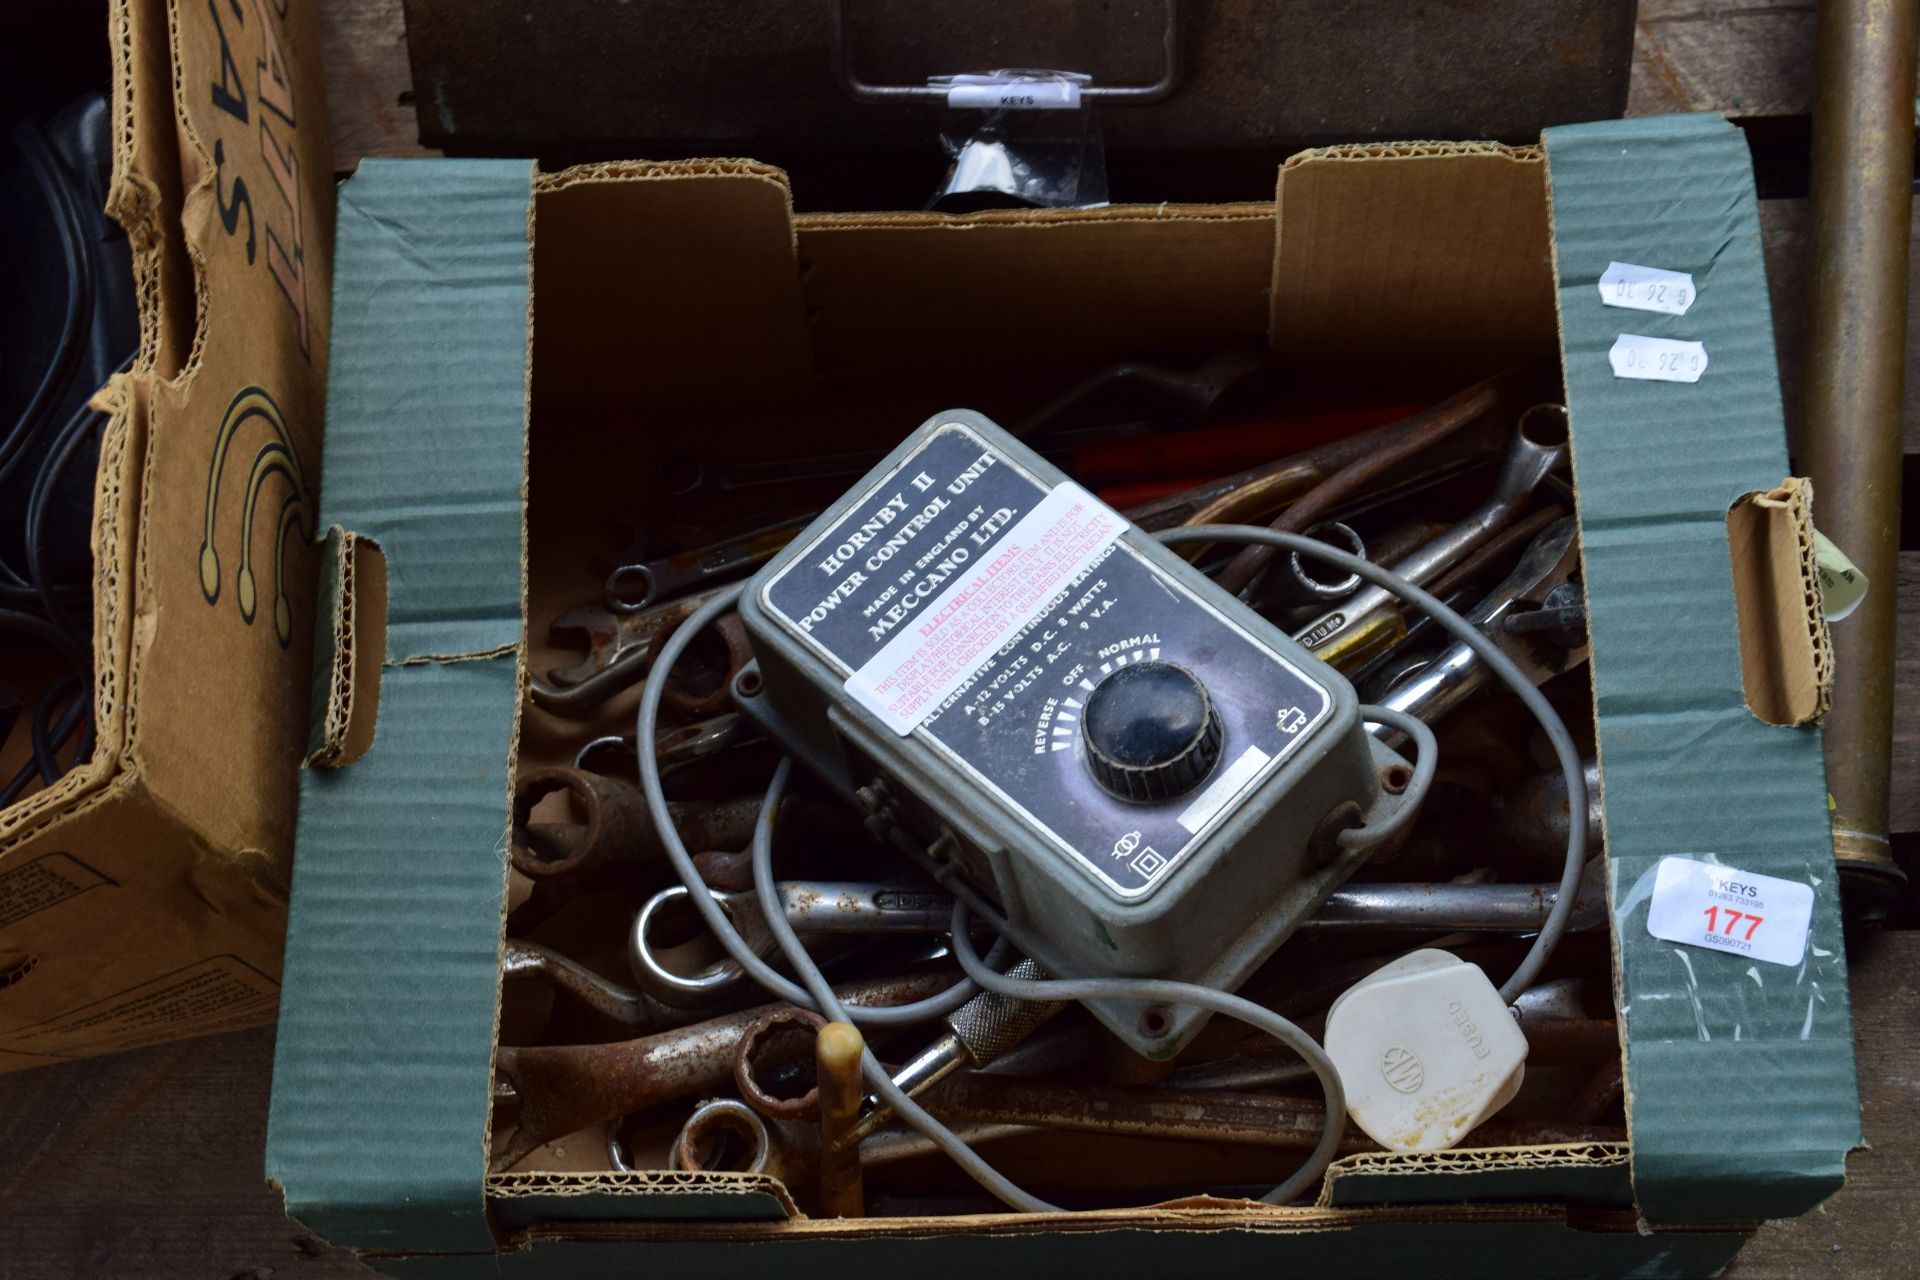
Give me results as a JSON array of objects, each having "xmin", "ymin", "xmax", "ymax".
[{"xmin": 2, "ymin": 7, "xmax": 1912, "ymax": 1277}]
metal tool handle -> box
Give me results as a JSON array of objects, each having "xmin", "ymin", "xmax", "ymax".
[
  {"xmin": 603, "ymin": 518, "xmax": 808, "ymax": 613},
  {"xmin": 827, "ymin": 0, "xmax": 1182, "ymax": 105},
  {"xmin": 945, "ymin": 958, "xmax": 1063, "ymax": 1063},
  {"xmin": 837, "ymin": 958, "xmax": 1060, "ymax": 1149},
  {"xmin": 1292, "ymin": 412, "xmax": 1570, "ymax": 656},
  {"xmin": 1308, "ymin": 870, "xmax": 1607, "ymax": 935},
  {"xmin": 1365, "ymin": 516, "xmax": 1584, "ymax": 746},
  {"xmin": 630, "ymin": 881, "xmax": 954, "ymax": 1007}
]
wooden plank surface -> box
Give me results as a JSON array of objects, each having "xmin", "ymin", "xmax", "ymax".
[
  {"xmin": 324, "ymin": 1, "xmax": 1835, "ymax": 168},
  {"xmin": 1629, "ymin": 0, "xmax": 1820, "ymax": 118},
  {"xmin": 320, "ymin": 0, "xmax": 433, "ymax": 171},
  {"xmin": 1893, "ymin": 553, "xmax": 1920, "ymax": 836},
  {"xmin": 322, "ymin": 0, "xmax": 1916, "ymax": 175},
  {"xmin": 0, "ymin": 1026, "xmax": 369, "ymax": 1279},
  {"xmin": 1722, "ymin": 929, "xmax": 1920, "ymax": 1278}
]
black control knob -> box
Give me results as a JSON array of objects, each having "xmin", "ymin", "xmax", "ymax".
[{"xmin": 1081, "ymin": 661, "xmax": 1223, "ymax": 802}]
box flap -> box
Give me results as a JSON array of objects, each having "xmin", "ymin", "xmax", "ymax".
[
  {"xmin": 267, "ymin": 159, "xmax": 534, "ymax": 1251},
  {"xmin": 1321, "ymin": 1144, "xmax": 1631, "ymax": 1209},
  {"xmin": 1726, "ymin": 477, "xmax": 1833, "ymax": 726},
  {"xmin": 1542, "ymin": 114, "xmax": 1860, "ymax": 1225}
]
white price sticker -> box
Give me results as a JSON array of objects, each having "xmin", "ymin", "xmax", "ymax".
[
  {"xmin": 1609, "ymin": 334, "xmax": 1708, "ymax": 383},
  {"xmin": 1646, "ymin": 856, "xmax": 1815, "ymax": 967},
  {"xmin": 1812, "ymin": 529, "xmax": 1869, "ymax": 623},
  {"xmin": 944, "ymin": 76, "xmax": 1082, "ymax": 110},
  {"xmin": 1598, "ymin": 261, "xmax": 1696, "ymax": 315}
]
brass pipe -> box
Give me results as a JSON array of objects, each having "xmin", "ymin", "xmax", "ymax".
[{"xmin": 1801, "ymin": 0, "xmax": 1917, "ymax": 905}]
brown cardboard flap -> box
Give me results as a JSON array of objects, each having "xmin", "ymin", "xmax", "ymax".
[
  {"xmin": 305, "ymin": 531, "xmax": 386, "ymax": 769},
  {"xmin": 530, "ymin": 159, "xmax": 812, "ymax": 420},
  {"xmin": 118, "ymin": 0, "xmax": 331, "ymax": 865},
  {"xmin": 488, "ymin": 1169, "xmax": 798, "ymax": 1225},
  {"xmin": 108, "ymin": 0, "xmax": 195, "ymax": 377},
  {"xmin": 797, "ymin": 203, "xmax": 1275, "ymax": 403},
  {"xmin": 1319, "ymin": 1142, "xmax": 1630, "ymax": 1209},
  {"xmin": 1271, "ymin": 141, "xmax": 1555, "ymax": 379},
  {"xmin": 0, "ymin": 377, "xmax": 145, "ymax": 850},
  {"xmin": 0, "ymin": 0, "xmax": 331, "ymax": 1067},
  {"xmin": 1726, "ymin": 478, "xmax": 1832, "ymax": 726}
]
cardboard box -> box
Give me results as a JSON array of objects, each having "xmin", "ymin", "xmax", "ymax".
[
  {"xmin": 0, "ymin": 0, "xmax": 332, "ymax": 1069},
  {"xmin": 267, "ymin": 116, "xmax": 1859, "ymax": 1275}
]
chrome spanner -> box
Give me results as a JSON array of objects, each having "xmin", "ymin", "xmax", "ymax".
[
  {"xmin": 1365, "ymin": 514, "xmax": 1587, "ymax": 745},
  {"xmin": 631, "ymin": 880, "xmax": 954, "ymax": 1007}
]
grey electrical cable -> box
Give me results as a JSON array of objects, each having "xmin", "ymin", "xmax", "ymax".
[
  {"xmin": 1339, "ymin": 704, "xmax": 1437, "ymax": 852},
  {"xmin": 748, "ymin": 757, "xmax": 1346, "ymax": 1212},
  {"xmin": 1161, "ymin": 524, "xmax": 1587, "ymax": 1003},
  {"xmin": 747, "ymin": 759, "xmax": 1052, "ymax": 1211},
  {"xmin": 629, "ymin": 514, "xmax": 1587, "ymax": 1212},
  {"xmin": 635, "ymin": 583, "xmax": 987, "ymax": 1027},
  {"xmin": 940, "ymin": 897, "xmax": 1347, "ymax": 1204}
]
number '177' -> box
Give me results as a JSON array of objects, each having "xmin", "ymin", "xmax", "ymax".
[{"xmin": 1703, "ymin": 906, "xmax": 1763, "ymax": 940}]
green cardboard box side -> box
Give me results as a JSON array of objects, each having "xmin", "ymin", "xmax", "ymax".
[{"xmin": 267, "ymin": 116, "xmax": 1860, "ymax": 1273}]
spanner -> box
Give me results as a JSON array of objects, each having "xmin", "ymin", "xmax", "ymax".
[
  {"xmin": 604, "ymin": 516, "xmax": 811, "ymax": 614},
  {"xmin": 573, "ymin": 712, "xmax": 768, "ymax": 783},
  {"xmin": 1364, "ymin": 515, "xmax": 1587, "ymax": 745},
  {"xmin": 539, "ymin": 583, "xmax": 734, "ymax": 691},
  {"xmin": 1290, "ymin": 406, "xmax": 1571, "ymax": 668},
  {"xmin": 631, "ymin": 881, "xmax": 956, "ymax": 1007}
]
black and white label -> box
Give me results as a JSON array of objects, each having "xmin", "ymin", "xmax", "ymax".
[
  {"xmin": 762, "ymin": 422, "xmax": 1334, "ymax": 899},
  {"xmin": 942, "ymin": 74, "xmax": 1084, "ymax": 110}
]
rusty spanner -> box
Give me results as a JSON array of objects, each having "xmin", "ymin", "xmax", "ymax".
[
  {"xmin": 510, "ymin": 767, "xmax": 763, "ymax": 882},
  {"xmin": 542, "ymin": 583, "xmax": 735, "ymax": 688},
  {"xmin": 492, "ymin": 966, "xmax": 957, "ymax": 1170},
  {"xmin": 573, "ymin": 712, "xmax": 769, "ymax": 783},
  {"xmin": 501, "ymin": 938, "xmax": 680, "ymax": 1035},
  {"xmin": 632, "ymin": 865, "xmax": 1615, "ymax": 1014}
]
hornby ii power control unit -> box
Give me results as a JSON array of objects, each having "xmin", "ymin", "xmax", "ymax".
[{"xmin": 736, "ymin": 413, "xmax": 1419, "ymax": 1058}]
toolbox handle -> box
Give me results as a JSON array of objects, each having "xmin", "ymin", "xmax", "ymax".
[{"xmin": 827, "ymin": 0, "xmax": 1183, "ymax": 105}]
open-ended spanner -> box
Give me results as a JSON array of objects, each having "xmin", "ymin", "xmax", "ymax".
[{"xmin": 604, "ymin": 516, "xmax": 811, "ymax": 614}]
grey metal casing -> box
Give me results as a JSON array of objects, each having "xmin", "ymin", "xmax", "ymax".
[{"xmin": 736, "ymin": 412, "xmax": 1408, "ymax": 1057}]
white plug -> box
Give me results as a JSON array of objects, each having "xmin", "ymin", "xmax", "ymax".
[{"xmin": 1323, "ymin": 949, "xmax": 1528, "ymax": 1153}]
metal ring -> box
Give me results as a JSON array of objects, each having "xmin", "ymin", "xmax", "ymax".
[
  {"xmin": 671, "ymin": 1099, "xmax": 772, "ymax": 1175},
  {"xmin": 604, "ymin": 563, "xmax": 660, "ymax": 613},
  {"xmin": 1288, "ymin": 521, "xmax": 1367, "ymax": 599},
  {"xmin": 630, "ymin": 884, "xmax": 750, "ymax": 1007}
]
